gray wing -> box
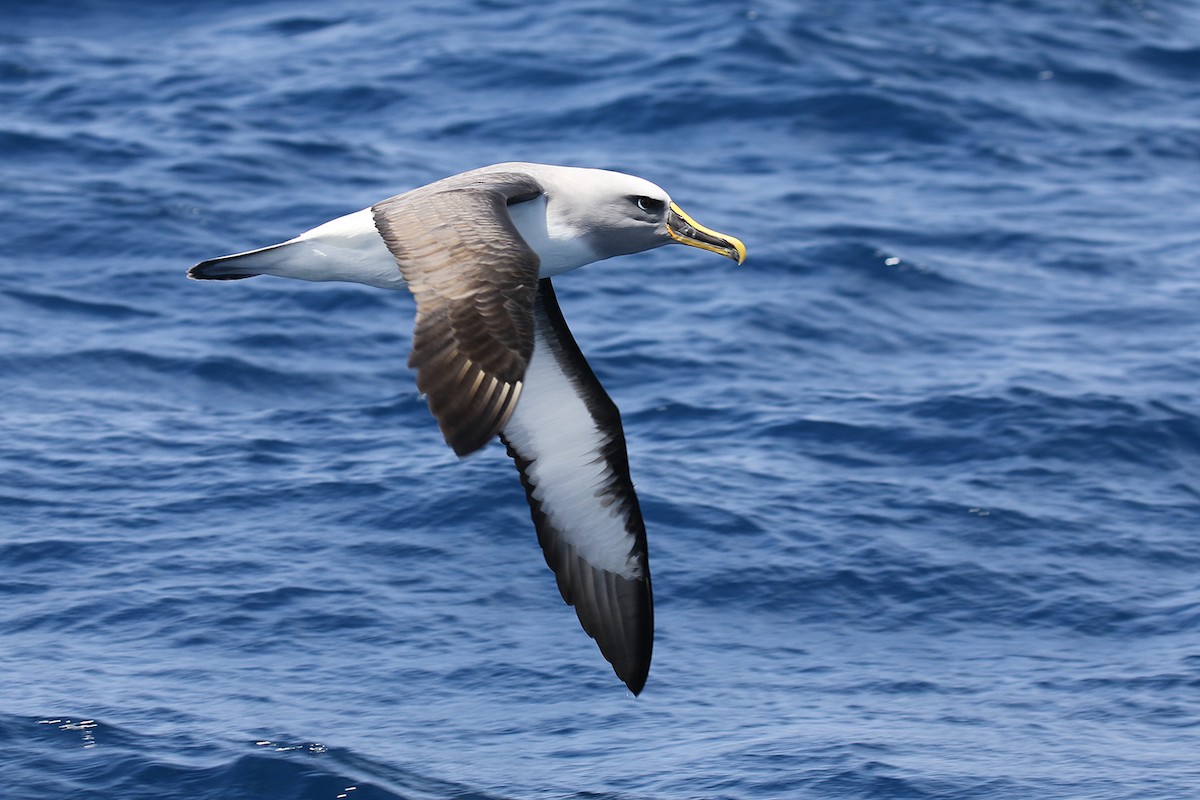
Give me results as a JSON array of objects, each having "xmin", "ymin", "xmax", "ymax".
[
  {"xmin": 372, "ymin": 171, "xmax": 544, "ymax": 456},
  {"xmin": 501, "ymin": 279, "xmax": 653, "ymax": 695}
]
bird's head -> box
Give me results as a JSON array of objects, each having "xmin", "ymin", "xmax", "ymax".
[{"xmin": 533, "ymin": 165, "xmax": 747, "ymax": 266}]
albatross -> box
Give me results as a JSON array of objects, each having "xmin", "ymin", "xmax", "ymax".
[{"xmin": 188, "ymin": 162, "xmax": 746, "ymax": 694}]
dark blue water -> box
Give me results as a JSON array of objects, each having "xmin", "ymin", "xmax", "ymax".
[{"xmin": 3, "ymin": 0, "xmax": 1199, "ymax": 797}]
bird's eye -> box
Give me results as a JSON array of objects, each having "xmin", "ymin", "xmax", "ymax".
[{"xmin": 634, "ymin": 196, "xmax": 665, "ymax": 213}]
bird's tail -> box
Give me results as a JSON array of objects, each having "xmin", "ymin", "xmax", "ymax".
[{"xmin": 187, "ymin": 243, "xmax": 291, "ymax": 281}]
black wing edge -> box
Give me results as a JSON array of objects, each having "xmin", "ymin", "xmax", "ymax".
[{"xmin": 501, "ymin": 278, "xmax": 653, "ymax": 695}]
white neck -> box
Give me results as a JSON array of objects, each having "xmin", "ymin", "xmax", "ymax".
[{"xmin": 507, "ymin": 196, "xmax": 600, "ymax": 277}]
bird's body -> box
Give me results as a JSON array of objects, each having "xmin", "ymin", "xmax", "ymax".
[
  {"xmin": 193, "ymin": 164, "xmax": 679, "ymax": 287},
  {"xmin": 189, "ymin": 162, "xmax": 745, "ymax": 694}
]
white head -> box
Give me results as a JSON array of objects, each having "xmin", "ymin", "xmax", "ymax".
[{"xmin": 496, "ymin": 163, "xmax": 746, "ymax": 271}]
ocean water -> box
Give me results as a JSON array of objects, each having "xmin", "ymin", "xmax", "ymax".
[{"xmin": 3, "ymin": 0, "xmax": 1199, "ymax": 797}]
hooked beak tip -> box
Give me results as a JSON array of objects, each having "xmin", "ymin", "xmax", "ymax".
[{"xmin": 667, "ymin": 202, "xmax": 746, "ymax": 265}]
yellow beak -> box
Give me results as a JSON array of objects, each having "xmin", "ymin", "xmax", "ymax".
[{"xmin": 666, "ymin": 202, "xmax": 746, "ymax": 265}]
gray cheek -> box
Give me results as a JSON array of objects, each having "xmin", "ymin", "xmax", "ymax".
[{"xmin": 589, "ymin": 225, "xmax": 669, "ymax": 259}]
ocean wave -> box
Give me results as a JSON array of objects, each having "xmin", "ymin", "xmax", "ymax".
[{"xmin": 1, "ymin": 714, "xmax": 504, "ymax": 800}]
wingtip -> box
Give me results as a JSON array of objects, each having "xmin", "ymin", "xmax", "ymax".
[
  {"xmin": 444, "ymin": 420, "xmax": 499, "ymax": 457},
  {"xmin": 435, "ymin": 379, "xmax": 524, "ymax": 458},
  {"xmin": 614, "ymin": 632, "xmax": 652, "ymax": 696},
  {"xmin": 450, "ymin": 438, "xmax": 484, "ymax": 458},
  {"xmin": 584, "ymin": 570, "xmax": 653, "ymax": 696},
  {"xmin": 623, "ymin": 667, "xmax": 649, "ymax": 696}
]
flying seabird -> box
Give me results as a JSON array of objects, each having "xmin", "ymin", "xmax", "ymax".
[{"xmin": 188, "ymin": 162, "xmax": 746, "ymax": 694}]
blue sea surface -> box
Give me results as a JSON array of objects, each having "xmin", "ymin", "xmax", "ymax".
[{"xmin": 3, "ymin": 0, "xmax": 1199, "ymax": 797}]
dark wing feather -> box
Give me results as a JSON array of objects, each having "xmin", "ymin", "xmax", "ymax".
[
  {"xmin": 501, "ymin": 279, "xmax": 653, "ymax": 694},
  {"xmin": 372, "ymin": 172, "xmax": 544, "ymax": 456}
]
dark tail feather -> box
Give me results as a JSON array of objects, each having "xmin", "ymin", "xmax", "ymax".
[{"xmin": 187, "ymin": 243, "xmax": 288, "ymax": 281}]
